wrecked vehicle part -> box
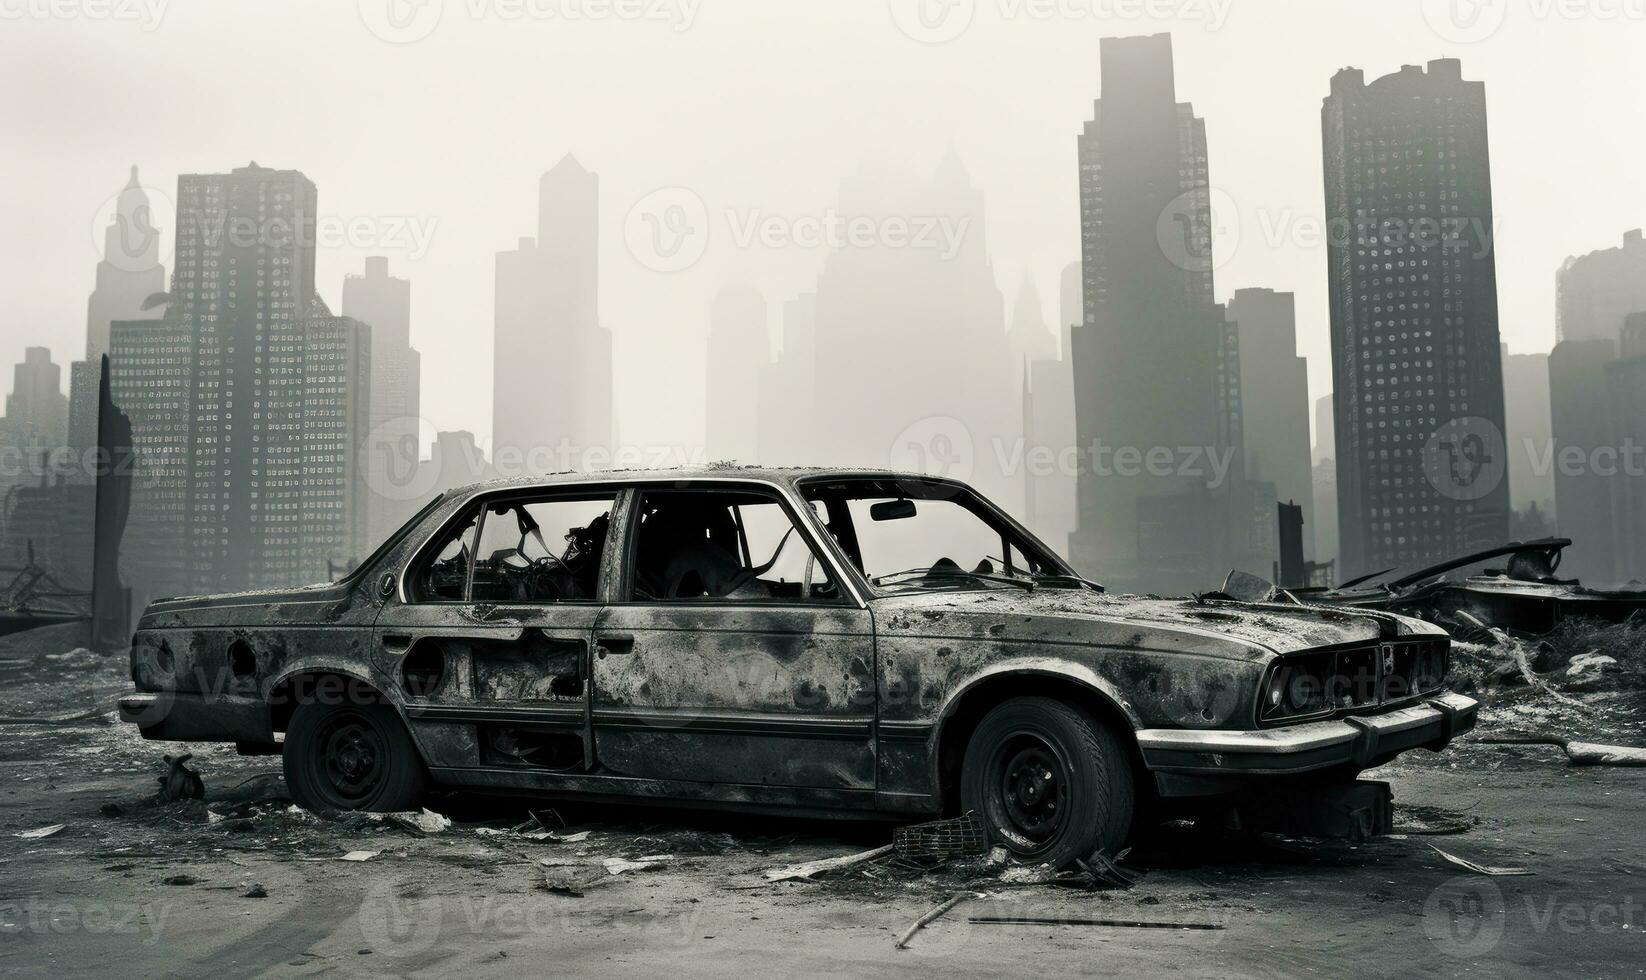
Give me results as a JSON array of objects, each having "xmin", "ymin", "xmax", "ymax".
[
  {"xmin": 116, "ymin": 467, "xmax": 1476, "ymax": 866},
  {"xmin": 1297, "ymin": 537, "xmax": 1646, "ymax": 635}
]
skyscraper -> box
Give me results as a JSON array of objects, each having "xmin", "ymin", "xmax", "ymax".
[
  {"xmin": 1022, "ymin": 266, "xmax": 1076, "ymax": 555},
  {"xmin": 1226, "ymin": 287, "xmax": 1313, "ymax": 556},
  {"xmin": 74, "ymin": 167, "xmax": 168, "ymax": 453},
  {"xmin": 1557, "ymin": 230, "xmax": 1646, "ymax": 345},
  {"xmin": 1501, "ymin": 346, "xmax": 1554, "ymax": 518},
  {"xmin": 343, "ymin": 256, "xmax": 422, "ymax": 546},
  {"xmin": 756, "ymin": 292, "xmax": 818, "ymax": 466},
  {"xmin": 705, "ymin": 284, "xmax": 768, "ymax": 464},
  {"xmin": 1069, "ymin": 33, "xmax": 1234, "ymax": 592},
  {"xmin": 113, "ymin": 163, "xmax": 371, "ymax": 596},
  {"xmin": 1322, "ymin": 59, "xmax": 1509, "ymax": 578},
  {"xmin": 493, "ymin": 155, "xmax": 613, "ymax": 474},
  {"xmin": 3, "ymin": 347, "xmax": 68, "ymax": 446}
]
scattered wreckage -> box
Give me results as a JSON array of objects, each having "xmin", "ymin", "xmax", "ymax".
[
  {"xmin": 1294, "ymin": 538, "xmax": 1646, "ymax": 636},
  {"xmin": 119, "ymin": 468, "xmax": 1475, "ymax": 868}
]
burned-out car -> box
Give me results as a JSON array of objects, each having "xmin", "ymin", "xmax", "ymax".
[{"xmin": 118, "ymin": 469, "xmax": 1476, "ymax": 866}]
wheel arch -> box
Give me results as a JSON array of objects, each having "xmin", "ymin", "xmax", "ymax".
[
  {"xmin": 267, "ymin": 667, "xmax": 396, "ymax": 734},
  {"xmin": 933, "ymin": 666, "xmax": 1144, "ymax": 814}
]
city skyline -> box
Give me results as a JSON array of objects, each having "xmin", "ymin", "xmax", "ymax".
[{"xmin": 7, "ymin": 6, "xmax": 1645, "ymax": 456}]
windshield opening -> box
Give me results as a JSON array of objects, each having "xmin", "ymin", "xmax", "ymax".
[{"xmin": 798, "ymin": 477, "xmax": 1087, "ymax": 594}]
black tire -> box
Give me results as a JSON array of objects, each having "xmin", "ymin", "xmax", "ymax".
[
  {"xmin": 959, "ymin": 696, "xmax": 1133, "ymax": 868},
  {"xmin": 283, "ymin": 697, "xmax": 426, "ymax": 812}
]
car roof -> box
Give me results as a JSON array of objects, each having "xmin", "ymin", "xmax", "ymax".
[{"xmin": 442, "ymin": 466, "xmax": 956, "ymax": 499}]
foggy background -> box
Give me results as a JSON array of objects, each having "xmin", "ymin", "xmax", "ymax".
[{"xmin": 7, "ymin": 0, "xmax": 1643, "ymax": 456}]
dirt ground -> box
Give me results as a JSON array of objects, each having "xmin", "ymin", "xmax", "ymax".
[{"xmin": 2, "ymin": 653, "xmax": 1644, "ymax": 979}]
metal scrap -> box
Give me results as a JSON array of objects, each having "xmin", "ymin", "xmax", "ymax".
[
  {"xmin": 894, "ymin": 893, "xmax": 971, "ymax": 949},
  {"xmin": 765, "ymin": 844, "xmax": 894, "ymax": 882},
  {"xmin": 1429, "ymin": 845, "xmax": 1532, "ymax": 876}
]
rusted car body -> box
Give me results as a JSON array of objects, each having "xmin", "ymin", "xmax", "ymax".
[{"xmin": 118, "ymin": 468, "xmax": 1476, "ymax": 863}]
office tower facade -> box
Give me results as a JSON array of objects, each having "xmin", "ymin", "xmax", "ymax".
[
  {"xmin": 1501, "ymin": 347, "xmax": 1554, "ymax": 517},
  {"xmin": 1227, "ymin": 288, "xmax": 1313, "ymax": 555},
  {"xmin": 1606, "ymin": 317, "xmax": 1646, "ymax": 583},
  {"xmin": 111, "ymin": 163, "xmax": 371, "ymax": 597},
  {"xmin": 756, "ymin": 293, "xmax": 818, "ymax": 467},
  {"xmin": 493, "ymin": 155, "xmax": 613, "ymax": 475},
  {"xmin": 705, "ymin": 284, "xmax": 768, "ymax": 463},
  {"xmin": 1323, "ymin": 59, "xmax": 1509, "ymax": 578},
  {"xmin": 1069, "ymin": 33, "xmax": 1234, "ymax": 592},
  {"xmin": 4, "ymin": 348, "xmax": 68, "ymax": 446},
  {"xmin": 1022, "ymin": 264, "xmax": 1078, "ymax": 556},
  {"xmin": 343, "ymin": 256, "xmax": 423, "ymax": 546},
  {"xmin": 1557, "ymin": 230, "xmax": 1646, "ymax": 346}
]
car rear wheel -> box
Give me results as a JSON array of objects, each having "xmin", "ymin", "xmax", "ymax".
[
  {"xmin": 283, "ymin": 698, "xmax": 426, "ymax": 812},
  {"xmin": 959, "ymin": 696, "xmax": 1133, "ymax": 867}
]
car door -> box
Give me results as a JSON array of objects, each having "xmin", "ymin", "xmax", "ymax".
[
  {"xmin": 371, "ymin": 485, "xmax": 622, "ymax": 773},
  {"xmin": 590, "ymin": 482, "xmax": 878, "ymax": 790}
]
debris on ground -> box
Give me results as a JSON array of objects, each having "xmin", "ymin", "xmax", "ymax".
[
  {"xmin": 1392, "ymin": 804, "xmax": 1480, "ymax": 835},
  {"xmin": 895, "ymin": 893, "xmax": 971, "ymax": 949},
  {"xmin": 603, "ymin": 855, "xmax": 672, "ymax": 875},
  {"xmin": 1477, "ymin": 736, "xmax": 1646, "ymax": 766},
  {"xmin": 14, "ymin": 823, "xmax": 66, "ymax": 839},
  {"xmin": 1430, "ymin": 845, "xmax": 1533, "ymax": 877},
  {"xmin": 156, "ymin": 753, "xmax": 205, "ymax": 802},
  {"xmin": 891, "ymin": 812, "xmax": 987, "ymax": 864},
  {"xmin": 339, "ymin": 850, "xmax": 381, "ymax": 862},
  {"xmin": 241, "ymin": 882, "xmax": 268, "ymax": 898},
  {"xmin": 372, "ymin": 808, "xmax": 451, "ymax": 834},
  {"xmin": 162, "ymin": 873, "xmax": 200, "ymax": 886},
  {"xmin": 765, "ymin": 844, "xmax": 894, "ymax": 882},
  {"xmin": 969, "ymin": 915, "xmax": 1225, "ymax": 931}
]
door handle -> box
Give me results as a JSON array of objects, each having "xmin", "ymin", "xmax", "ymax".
[{"xmin": 596, "ymin": 633, "xmax": 635, "ymax": 657}]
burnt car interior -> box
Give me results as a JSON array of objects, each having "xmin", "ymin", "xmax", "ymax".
[
  {"xmin": 412, "ymin": 495, "xmax": 614, "ymax": 603},
  {"xmin": 630, "ymin": 489, "xmax": 841, "ymax": 602}
]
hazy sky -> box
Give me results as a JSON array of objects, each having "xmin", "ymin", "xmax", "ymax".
[{"xmin": 5, "ymin": 0, "xmax": 1645, "ymax": 453}]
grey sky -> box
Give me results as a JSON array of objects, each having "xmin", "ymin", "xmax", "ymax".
[{"xmin": 5, "ymin": 0, "xmax": 1643, "ymax": 452}]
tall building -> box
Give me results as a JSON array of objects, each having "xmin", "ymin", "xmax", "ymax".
[
  {"xmin": 421, "ymin": 429, "xmax": 494, "ymax": 496},
  {"xmin": 1557, "ymin": 229, "xmax": 1646, "ymax": 345},
  {"xmin": 1605, "ymin": 317, "xmax": 1646, "ymax": 583},
  {"xmin": 1226, "ymin": 288, "xmax": 1313, "ymax": 556},
  {"xmin": 74, "ymin": 167, "xmax": 168, "ymax": 453},
  {"xmin": 1311, "ymin": 393, "xmax": 1339, "ymax": 571},
  {"xmin": 1501, "ymin": 347, "xmax": 1554, "ymax": 517},
  {"xmin": 1069, "ymin": 33, "xmax": 1236, "ymax": 592},
  {"xmin": 1022, "ymin": 263, "xmax": 1078, "ymax": 555},
  {"xmin": 112, "ymin": 163, "xmax": 372, "ymax": 597},
  {"xmin": 705, "ymin": 284, "xmax": 768, "ymax": 464},
  {"xmin": 4, "ymin": 348, "xmax": 68, "ymax": 446},
  {"xmin": 756, "ymin": 293, "xmax": 817, "ymax": 466},
  {"xmin": 809, "ymin": 149, "xmax": 1019, "ymax": 513},
  {"xmin": 493, "ymin": 155, "xmax": 613, "ymax": 474},
  {"xmin": 1549, "ymin": 338, "xmax": 1616, "ymax": 581},
  {"xmin": 343, "ymin": 256, "xmax": 422, "ymax": 547},
  {"xmin": 1322, "ymin": 59, "xmax": 1509, "ymax": 578},
  {"xmin": 1313, "ymin": 393, "xmax": 1336, "ymax": 466}
]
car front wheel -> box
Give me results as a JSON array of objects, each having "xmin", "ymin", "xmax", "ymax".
[
  {"xmin": 959, "ymin": 696, "xmax": 1133, "ymax": 868},
  {"xmin": 283, "ymin": 697, "xmax": 426, "ymax": 813}
]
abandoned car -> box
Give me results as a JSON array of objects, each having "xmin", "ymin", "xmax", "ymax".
[{"xmin": 118, "ymin": 469, "xmax": 1477, "ymax": 866}]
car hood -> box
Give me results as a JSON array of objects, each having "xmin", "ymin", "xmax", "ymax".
[{"xmin": 869, "ymin": 587, "xmax": 1437, "ymax": 661}]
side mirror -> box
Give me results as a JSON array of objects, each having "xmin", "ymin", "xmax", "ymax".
[{"xmin": 870, "ymin": 498, "xmax": 917, "ymax": 522}]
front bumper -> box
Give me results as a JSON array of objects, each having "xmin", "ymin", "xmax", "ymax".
[
  {"xmin": 117, "ymin": 690, "xmax": 271, "ymax": 743},
  {"xmin": 1135, "ymin": 691, "xmax": 1477, "ymax": 778}
]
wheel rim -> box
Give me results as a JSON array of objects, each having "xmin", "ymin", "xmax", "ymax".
[
  {"xmin": 313, "ymin": 708, "xmax": 388, "ymax": 807},
  {"xmin": 983, "ymin": 730, "xmax": 1071, "ymax": 856}
]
